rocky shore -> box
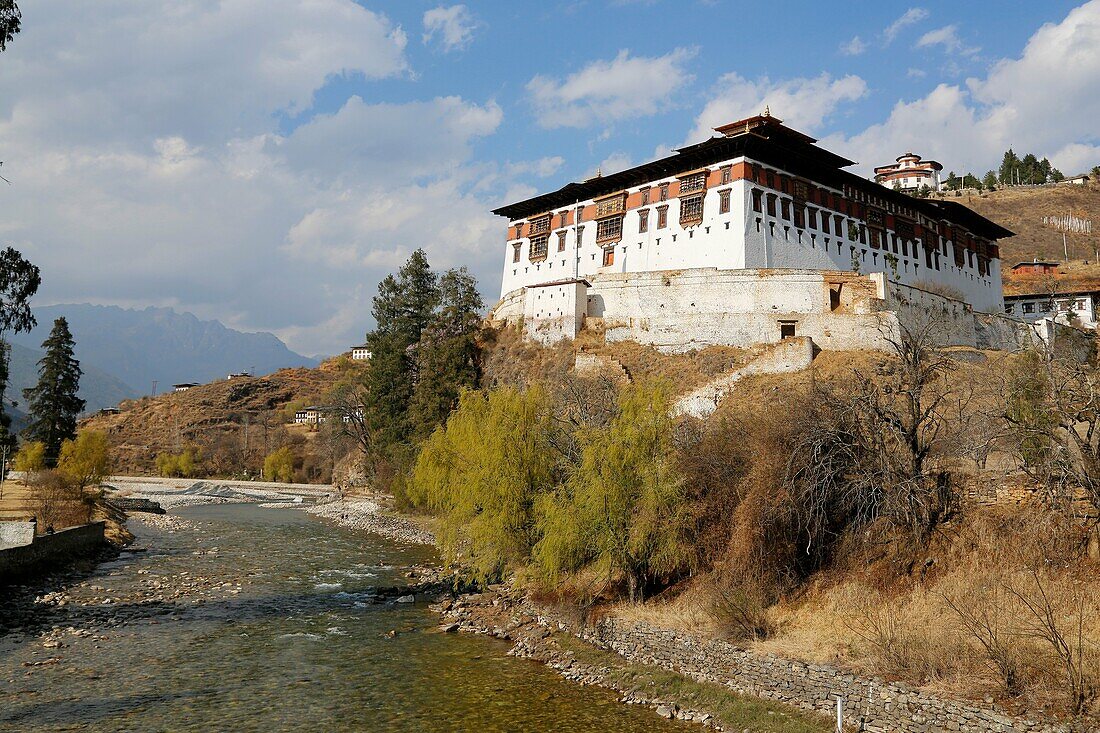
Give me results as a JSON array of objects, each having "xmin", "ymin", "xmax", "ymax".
[
  {"xmin": 431, "ymin": 588, "xmax": 739, "ymax": 730},
  {"xmin": 307, "ymin": 498, "xmax": 435, "ymax": 545}
]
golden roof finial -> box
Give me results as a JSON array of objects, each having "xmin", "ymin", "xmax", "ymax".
[{"xmin": 763, "ymin": 105, "xmax": 771, "ymax": 117}]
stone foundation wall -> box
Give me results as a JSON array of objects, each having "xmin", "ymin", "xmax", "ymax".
[
  {"xmin": 494, "ymin": 268, "xmax": 1043, "ymax": 355},
  {"xmin": 0, "ymin": 521, "xmax": 106, "ymax": 583},
  {"xmin": 575, "ymin": 617, "xmax": 1066, "ymax": 733}
]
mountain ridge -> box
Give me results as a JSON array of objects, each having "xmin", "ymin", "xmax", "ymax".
[{"xmin": 10, "ymin": 304, "xmax": 318, "ymax": 403}]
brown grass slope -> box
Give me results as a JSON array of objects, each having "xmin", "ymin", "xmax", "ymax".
[
  {"xmin": 957, "ymin": 184, "xmax": 1100, "ymax": 294},
  {"xmin": 81, "ymin": 364, "xmax": 341, "ymax": 478}
]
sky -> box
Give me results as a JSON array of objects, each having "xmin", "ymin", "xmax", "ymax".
[{"xmin": 1, "ymin": 0, "xmax": 1098, "ymax": 356}]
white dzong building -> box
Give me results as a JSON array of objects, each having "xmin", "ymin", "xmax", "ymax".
[{"xmin": 490, "ymin": 113, "xmax": 1017, "ymax": 353}]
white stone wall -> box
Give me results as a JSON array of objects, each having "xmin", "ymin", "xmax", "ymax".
[
  {"xmin": 523, "ymin": 280, "xmax": 587, "ymax": 344},
  {"xmin": 495, "ymin": 268, "xmax": 1034, "ymax": 355}
]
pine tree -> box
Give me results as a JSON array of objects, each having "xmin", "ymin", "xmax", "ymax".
[
  {"xmin": 23, "ymin": 317, "xmax": 84, "ymax": 466},
  {"xmin": 0, "ymin": 0, "xmax": 20, "ymax": 52},
  {"xmin": 999, "ymin": 149, "xmax": 1020, "ymax": 184},
  {"xmin": 982, "ymin": 171, "xmax": 998, "ymax": 191},
  {"xmin": 363, "ymin": 249, "xmax": 439, "ymax": 448},
  {"xmin": 0, "ymin": 247, "xmax": 42, "ymax": 454},
  {"xmin": 408, "ymin": 267, "xmax": 484, "ymax": 439}
]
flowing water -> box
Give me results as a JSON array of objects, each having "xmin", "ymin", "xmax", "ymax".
[{"xmin": 0, "ymin": 503, "xmax": 686, "ymax": 732}]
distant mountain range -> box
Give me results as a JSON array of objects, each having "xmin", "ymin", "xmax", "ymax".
[
  {"xmin": 8, "ymin": 304, "xmax": 318, "ymax": 412},
  {"xmin": 6, "ymin": 341, "xmax": 136, "ymax": 416}
]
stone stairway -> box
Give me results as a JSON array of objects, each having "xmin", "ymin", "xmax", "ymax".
[{"xmin": 673, "ymin": 337, "xmax": 816, "ymax": 419}]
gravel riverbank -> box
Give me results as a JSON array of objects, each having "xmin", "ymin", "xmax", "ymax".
[{"xmin": 307, "ymin": 498, "xmax": 435, "ymax": 545}]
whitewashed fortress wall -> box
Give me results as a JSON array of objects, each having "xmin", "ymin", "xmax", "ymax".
[{"xmin": 492, "ymin": 115, "xmax": 1016, "ymax": 354}]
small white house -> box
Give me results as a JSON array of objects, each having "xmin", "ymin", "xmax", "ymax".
[
  {"xmin": 293, "ymin": 406, "xmax": 327, "ymax": 425},
  {"xmin": 1004, "ymin": 290, "xmax": 1098, "ymax": 329},
  {"xmin": 350, "ymin": 345, "xmax": 372, "ymax": 361},
  {"xmin": 1063, "ymin": 174, "xmax": 1091, "ymax": 186},
  {"xmin": 173, "ymin": 382, "xmax": 199, "ymax": 392}
]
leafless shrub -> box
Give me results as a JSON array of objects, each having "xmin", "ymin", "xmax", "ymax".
[
  {"xmin": 941, "ymin": 575, "xmax": 1024, "ymax": 696},
  {"xmin": 1007, "ymin": 568, "xmax": 1100, "ymax": 721},
  {"xmin": 28, "ymin": 469, "xmax": 89, "ymax": 531}
]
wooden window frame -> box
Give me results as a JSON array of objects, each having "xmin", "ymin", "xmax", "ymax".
[
  {"xmin": 638, "ymin": 209, "xmax": 649, "ymax": 233},
  {"xmin": 659, "ymin": 183, "xmax": 669, "ymax": 202},
  {"xmin": 679, "ymin": 193, "xmax": 704, "ymax": 226},
  {"xmin": 720, "ymin": 166, "xmax": 732, "ymax": 185},
  {"xmin": 530, "ymin": 215, "xmax": 551, "ymax": 236},
  {"xmin": 556, "ymin": 231, "xmax": 567, "ymax": 252},
  {"xmin": 512, "ymin": 242, "xmax": 521, "ymax": 263},
  {"xmin": 602, "ymin": 247, "xmax": 615, "ymax": 267},
  {"xmin": 529, "ymin": 234, "xmax": 549, "ymax": 261},
  {"xmin": 595, "ymin": 215, "xmax": 624, "ymax": 244},
  {"xmin": 718, "ymin": 189, "xmax": 731, "ymax": 215},
  {"xmin": 678, "ymin": 172, "xmax": 707, "ymax": 195},
  {"xmin": 595, "ymin": 192, "xmax": 626, "ymax": 219},
  {"xmin": 657, "ymin": 205, "xmax": 668, "ymax": 229}
]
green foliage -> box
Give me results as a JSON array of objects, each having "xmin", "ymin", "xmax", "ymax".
[
  {"xmin": 1000, "ymin": 149, "xmax": 1058, "ymax": 184},
  {"xmin": 963, "ymin": 172, "xmax": 982, "ymax": 190},
  {"xmin": 364, "ymin": 249, "xmax": 440, "ymax": 448},
  {"xmin": 1005, "ymin": 351, "xmax": 1057, "ymax": 467},
  {"xmin": 13, "ymin": 440, "xmax": 45, "ymax": 473},
  {"xmin": 983, "ymin": 171, "xmax": 998, "ymax": 191},
  {"xmin": 57, "ymin": 430, "xmax": 111, "ymax": 489},
  {"xmin": 408, "ymin": 267, "xmax": 484, "ymax": 440},
  {"xmin": 156, "ymin": 447, "xmax": 199, "ymax": 478},
  {"xmin": 0, "ymin": 0, "xmax": 19, "ymax": 52},
  {"xmin": 409, "ymin": 387, "xmax": 555, "ymax": 583},
  {"xmin": 534, "ymin": 382, "xmax": 691, "ymax": 601},
  {"xmin": 23, "ymin": 317, "xmax": 84, "ymax": 466},
  {"xmin": 264, "ymin": 446, "xmax": 296, "ymax": 483},
  {"xmin": 0, "ymin": 247, "xmax": 42, "ymax": 453}
]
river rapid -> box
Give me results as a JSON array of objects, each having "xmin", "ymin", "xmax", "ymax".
[{"xmin": 0, "ymin": 503, "xmax": 686, "ymax": 732}]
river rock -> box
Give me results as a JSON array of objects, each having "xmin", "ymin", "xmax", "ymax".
[{"xmin": 396, "ymin": 594, "xmax": 415, "ymax": 604}]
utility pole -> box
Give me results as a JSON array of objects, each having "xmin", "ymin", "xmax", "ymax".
[{"xmin": 151, "ymin": 380, "xmax": 158, "ymax": 397}]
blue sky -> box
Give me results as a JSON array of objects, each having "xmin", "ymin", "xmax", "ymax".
[{"xmin": 1, "ymin": 1, "xmax": 1098, "ymax": 354}]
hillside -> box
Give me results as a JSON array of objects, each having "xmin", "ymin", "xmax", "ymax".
[
  {"xmin": 11, "ymin": 304, "xmax": 318, "ymax": 394},
  {"xmin": 956, "ymin": 183, "xmax": 1100, "ymax": 294},
  {"xmin": 81, "ymin": 362, "xmax": 350, "ymax": 482}
]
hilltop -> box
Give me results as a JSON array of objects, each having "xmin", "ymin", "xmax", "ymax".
[
  {"xmin": 81, "ymin": 360, "xmax": 354, "ymax": 482},
  {"xmin": 955, "ymin": 183, "xmax": 1100, "ymax": 293}
]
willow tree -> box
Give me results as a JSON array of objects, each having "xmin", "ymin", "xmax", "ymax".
[
  {"xmin": 23, "ymin": 317, "xmax": 84, "ymax": 466},
  {"xmin": 409, "ymin": 387, "xmax": 555, "ymax": 583},
  {"xmin": 534, "ymin": 381, "xmax": 691, "ymax": 602}
]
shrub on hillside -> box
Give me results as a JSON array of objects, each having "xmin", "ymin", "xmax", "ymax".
[
  {"xmin": 263, "ymin": 446, "xmax": 296, "ymax": 483},
  {"xmin": 409, "ymin": 387, "xmax": 556, "ymax": 583}
]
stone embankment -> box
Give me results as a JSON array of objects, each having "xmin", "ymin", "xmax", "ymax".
[
  {"xmin": 307, "ymin": 498, "xmax": 435, "ymax": 545},
  {"xmin": 434, "ymin": 589, "xmax": 1069, "ymax": 733},
  {"xmin": 0, "ymin": 522, "xmax": 109, "ymax": 583}
]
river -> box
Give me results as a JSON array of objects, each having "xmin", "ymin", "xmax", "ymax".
[{"xmin": 0, "ymin": 503, "xmax": 687, "ymax": 732}]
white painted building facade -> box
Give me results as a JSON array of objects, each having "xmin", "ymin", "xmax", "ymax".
[
  {"xmin": 496, "ymin": 115, "xmax": 1007, "ymax": 320},
  {"xmin": 491, "ymin": 115, "xmax": 1015, "ymax": 354}
]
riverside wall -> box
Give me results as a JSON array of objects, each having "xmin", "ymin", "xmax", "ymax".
[
  {"xmin": 0, "ymin": 522, "xmax": 107, "ymax": 583},
  {"xmin": 575, "ymin": 616, "xmax": 1066, "ymax": 733}
]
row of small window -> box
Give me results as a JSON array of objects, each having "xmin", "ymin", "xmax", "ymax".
[
  {"xmin": 753, "ymin": 188, "xmax": 991, "ymax": 277},
  {"xmin": 512, "ymin": 189, "xmax": 733, "ymax": 263},
  {"xmin": 1007, "ymin": 299, "xmax": 1089, "ymax": 315},
  {"xmin": 515, "ymin": 168, "xmax": 735, "ymax": 239}
]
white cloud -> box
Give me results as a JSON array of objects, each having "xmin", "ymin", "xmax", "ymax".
[
  {"xmin": 883, "ymin": 8, "xmax": 929, "ymax": 45},
  {"xmin": 907, "ymin": 67, "xmax": 928, "ymax": 79},
  {"xmin": 422, "ymin": 5, "xmax": 478, "ymax": 52},
  {"xmin": 0, "ymin": 1, "xmax": 525, "ymax": 355},
  {"xmin": 686, "ymin": 72, "xmax": 868, "ymax": 145},
  {"xmin": 840, "ymin": 36, "xmax": 868, "ymax": 56},
  {"xmin": 915, "ymin": 24, "xmax": 980, "ymax": 57},
  {"xmin": 595, "ymin": 152, "xmax": 633, "ymax": 177},
  {"xmin": 1049, "ymin": 143, "xmax": 1100, "ymax": 176},
  {"xmin": 822, "ymin": 1, "xmax": 1100, "ymax": 177},
  {"xmin": 527, "ymin": 48, "xmax": 697, "ymax": 129}
]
